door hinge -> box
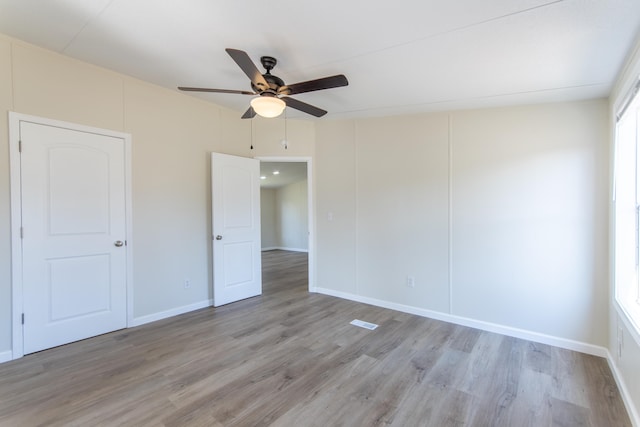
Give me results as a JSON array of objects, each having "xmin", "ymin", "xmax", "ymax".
[
  {"xmin": 20, "ymin": 227, "xmax": 23, "ymax": 239},
  {"xmin": 21, "ymin": 313, "xmax": 24, "ymax": 324},
  {"xmin": 18, "ymin": 140, "xmax": 22, "ymax": 152}
]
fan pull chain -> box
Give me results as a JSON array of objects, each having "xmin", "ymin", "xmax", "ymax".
[
  {"xmin": 250, "ymin": 114, "xmax": 254, "ymax": 150},
  {"xmin": 283, "ymin": 110, "xmax": 288, "ymax": 150}
]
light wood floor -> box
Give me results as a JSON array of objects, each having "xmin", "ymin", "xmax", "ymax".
[{"xmin": 0, "ymin": 250, "xmax": 631, "ymax": 426}]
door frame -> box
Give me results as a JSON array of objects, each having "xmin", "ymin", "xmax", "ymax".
[
  {"xmin": 256, "ymin": 156, "xmax": 315, "ymax": 292},
  {"xmin": 9, "ymin": 112, "xmax": 134, "ymax": 360}
]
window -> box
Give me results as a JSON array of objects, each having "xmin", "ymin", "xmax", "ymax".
[{"xmin": 614, "ymin": 78, "xmax": 640, "ymax": 335}]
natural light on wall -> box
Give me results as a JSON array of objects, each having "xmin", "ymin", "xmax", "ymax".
[{"xmin": 614, "ymin": 77, "xmax": 640, "ymax": 336}]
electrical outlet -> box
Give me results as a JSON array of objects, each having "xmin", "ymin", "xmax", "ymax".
[
  {"xmin": 406, "ymin": 275, "xmax": 415, "ymax": 288},
  {"xmin": 184, "ymin": 279, "xmax": 191, "ymax": 289}
]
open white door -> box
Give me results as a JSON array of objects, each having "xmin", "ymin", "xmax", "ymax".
[{"xmin": 211, "ymin": 153, "xmax": 262, "ymax": 306}]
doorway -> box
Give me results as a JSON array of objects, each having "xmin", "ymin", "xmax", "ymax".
[{"xmin": 257, "ymin": 158, "xmax": 314, "ymax": 292}]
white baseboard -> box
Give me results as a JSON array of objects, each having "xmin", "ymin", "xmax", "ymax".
[
  {"xmin": 314, "ymin": 287, "xmax": 608, "ymax": 357},
  {"xmin": 279, "ymin": 247, "xmax": 308, "ymax": 253},
  {"xmin": 606, "ymin": 350, "xmax": 640, "ymax": 427},
  {"xmin": 130, "ymin": 299, "xmax": 212, "ymax": 327},
  {"xmin": 0, "ymin": 350, "xmax": 12, "ymax": 363},
  {"xmin": 0, "ymin": 301, "xmax": 213, "ymax": 365},
  {"xmin": 262, "ymin": 247, "xmax": 308, "ymax": 253}
]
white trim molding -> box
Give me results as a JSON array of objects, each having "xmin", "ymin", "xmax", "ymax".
[
  {"xmin": 314, "ymin": 287, "xmax": 608, "ymax": 358},
  {"xmin": 0, "ymin": 351, "xmax": 13, "ymax": 364},
  {"xmin": 607, "ymin": 351, "xmax": 640, "ymax": 427},
  {"xmin": 130, "ymin": 299, "xmax": 212, "ymax": 327},
  {"xmin": 262, "ymin": 247, "xmax": 308, "ymax": 253}
]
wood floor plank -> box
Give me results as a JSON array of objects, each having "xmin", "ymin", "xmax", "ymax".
[{"xmin": 0, "ymin": 250, "xmax": 632, "ymax": 426}]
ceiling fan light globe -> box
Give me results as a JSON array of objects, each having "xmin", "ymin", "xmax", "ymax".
[{"xmin": 250, "ymin": 96, "xmax": 286, "ymax": 118}]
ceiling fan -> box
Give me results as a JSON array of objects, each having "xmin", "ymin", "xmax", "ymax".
[{"xmin": 178, "ymin": 48, "xmax": 348, "ymax": 119}]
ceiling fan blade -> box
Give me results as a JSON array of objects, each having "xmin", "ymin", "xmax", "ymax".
[
  {"xmin": 282, "ymin": 97, "xmax": 327, "ymax": 117},
  {"xmin": 225, "ymin": 48, "xmax": 269, "ymax": 91},
  {"xmin": 241, "ymin": 106, "xmax": 257, "ymax": 119},
  {"xmin": 279, "ymin": 74, "xmax": 348, "ymax": 96},
  {"xmin": 178, "ymin": 87, "xmax": 255, "ymax": 95}
]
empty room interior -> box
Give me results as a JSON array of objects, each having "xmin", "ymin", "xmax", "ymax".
[{"xmin": 1, "ymin": 1, "xmax": 640, "ymax": 425}]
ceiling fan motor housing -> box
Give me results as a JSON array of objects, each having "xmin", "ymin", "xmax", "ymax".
[
  {"xmin": 251, "ymin": 56, "xmax": 286, "ymax": 95},
  {"xmin": 253, "ymin": 74, "xmax": 285, "ymax": 95}
]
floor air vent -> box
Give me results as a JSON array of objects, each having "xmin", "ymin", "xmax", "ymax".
[{"xmin": 350, "ymin": 319, "xmax": 378, "ymax": 330}]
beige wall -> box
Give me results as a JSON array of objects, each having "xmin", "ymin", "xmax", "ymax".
[
  {"xmin": 277, "ymin": 180, "xmax": 308, "ymax": 251},
  {"xmin": 261, "ymin": 180, "xmax": 308, "ymax": 251},
  {"xmin": 316, "ymin": 99, "xmax": 609, "ymax": 347},
  {"xmin": 451, "ymin": 103, "xmax": 609, "ymax": 344},
  {"xmin": 261, "ymin": 188, "xmax": 278, "ymax": 249},
  {"xmin": 315, "ymin": 120, "xmax": 357, "ymax": 295},
  {"xmin": 0, "ymin": 34, "xmax": 314, "ymax": 354},
  {"xmin": 0, "ymin": 37, "xmax": 12, "ymax": 354},
  {"xmin": 356, "ymin": 114, "xmax": 451, "ymax": 310}
]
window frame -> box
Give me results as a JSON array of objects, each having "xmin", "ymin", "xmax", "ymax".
[{"xmin": 613, "ymin": 77, "xmax": 640, "ymax": 346}]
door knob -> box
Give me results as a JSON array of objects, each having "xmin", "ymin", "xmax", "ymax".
[
  {"xmin": 114, "ymin": 240, "xmax": 124, "ymax": 247},
  {"xmin": 215, "ymin": 235, "xmax": 223, "ymax": 240}
]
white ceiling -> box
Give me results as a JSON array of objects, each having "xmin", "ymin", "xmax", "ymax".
[
  {"xmin": 0, "ymin": 0, "xmax": 639, "ymax": 119},
  {"xmin": 260, "ymin": 162, "xmax": 307, "ymax": 189}
]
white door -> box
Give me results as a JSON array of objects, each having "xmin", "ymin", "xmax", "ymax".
[
  {"xmin": 20, "ymin": 121, "xmax": 127, "ymax": 354},
  {"xmin": 211, "ymin": 153, "xmax": 262, "ymax": 306}
]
